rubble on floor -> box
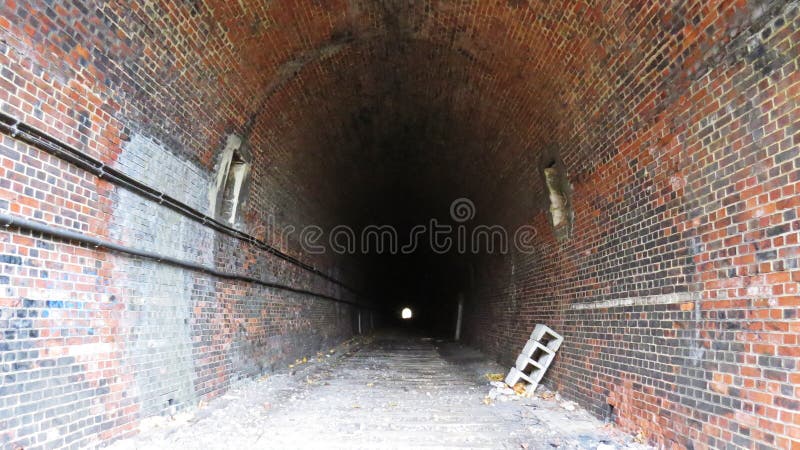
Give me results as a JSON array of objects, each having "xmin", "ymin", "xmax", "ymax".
[
  {"xmin": 482, "ymin": 380, "xmax": 650, "ymax": 450},
  {"xmin": 108, "ymin": 332, "xmax": 651, "ymax": 450}
]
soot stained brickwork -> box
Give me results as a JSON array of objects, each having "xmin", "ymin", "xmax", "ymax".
[
  {"xmin": 0, "ymin": 135, "xmax": 362, "ymax": 449},
  {"xmin": 0, "ymin": 1, "xmax": 368, "ymax": 446},
  {"xmin": 0, "ymin": 0, "xmax": 799, "ymax": 449},
  {"xmin": 465, "ymin": 2, "xmax": 800, "ymax": 449}
]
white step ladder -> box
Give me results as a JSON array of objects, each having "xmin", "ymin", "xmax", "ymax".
[{"xmin": 504, "ymin": 324, "xmax": 563, "ymax": 394}]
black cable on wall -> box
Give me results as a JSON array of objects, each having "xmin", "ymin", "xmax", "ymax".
[
  {"xmin": 0, "ymin": 212, "xmax": 369, "ymax": 308},
  {"xmin": 0, "ymin": 112, "xmax": 370, "ymax": 307}
]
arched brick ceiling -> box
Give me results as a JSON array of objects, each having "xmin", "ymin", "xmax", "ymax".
[
  {"xmin": 95, "ymin": 0, "xmax": 605, "ymax": 227},
  {"xmin": 211, "ymin": 0, "xmax": 759, "ymax": 229},
  {"xmin": 233, "ymin": 1, "xmax": 578, "ymax": 229},
  {"xmin": 3, "ymin": 0, "xmax": 777, "ymax": 232}
]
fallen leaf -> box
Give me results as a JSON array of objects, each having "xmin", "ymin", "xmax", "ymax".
[
  {"xmin": 512, "ymin": 382, "xmax": 527, "ymax": 395},
  {"xmin": 485, "ymin": 373, "xmax": 505, "ymax": 382}
]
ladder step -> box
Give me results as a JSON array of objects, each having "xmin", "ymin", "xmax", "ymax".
[{"xmin": 505, "ymin": 324, "xmax": 563, "ymax": 396}]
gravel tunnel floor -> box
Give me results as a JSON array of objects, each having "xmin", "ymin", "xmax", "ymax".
[{"xmin": 109, "ymin": 330, "xmax": 650, "ymax": 449}]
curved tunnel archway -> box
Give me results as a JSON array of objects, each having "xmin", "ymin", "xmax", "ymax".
[{"xmin": 0, "ymin": 1, "xmax": 798, "ymax": 448}]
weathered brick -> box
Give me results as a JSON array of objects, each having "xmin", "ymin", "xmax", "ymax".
[{"xmin": 0, "ymin": 1, "xmax": 797, "ymax": 449}]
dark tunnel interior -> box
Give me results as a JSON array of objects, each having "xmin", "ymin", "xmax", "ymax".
[
  {"xmin": 1, "ymin": 0, "xmax": 799, "ymax": 448},
  {"xmin": 273, "ymin": 36, "xmax": 554, "ymax": 334}
]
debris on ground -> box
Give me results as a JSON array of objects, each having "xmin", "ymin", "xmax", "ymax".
[
  {"xmin": 486, "ymin": 379, "xmax": 531, "ymax": 403},
  {"xmin": 539, "ymin": 388, "xmax": 557, "ymax": 400},
  {"xmin": 485, "ymin": 372, "xmax": 505, "ymax": 382},
  {"xmin": 560, "ymin": 400, "xmax": 577, "ymax": 411},
  {"xmin": 487, "ymin": 383, "xmax": 520, "ymax": 402},
  {"xmin": 108, "ymin": 333, "xmax": 650, "ymax": 450}
]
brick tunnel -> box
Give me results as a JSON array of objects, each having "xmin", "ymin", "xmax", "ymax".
[{"xmin": 1, "ymin": 1, "xmax": 799, "ymax": 448}]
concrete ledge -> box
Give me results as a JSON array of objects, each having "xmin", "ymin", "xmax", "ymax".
[{"xmin": 570, "ymin": 292, "xmax": 699, "ymax": 310}]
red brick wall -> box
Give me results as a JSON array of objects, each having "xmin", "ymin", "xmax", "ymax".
[
  {"xmin": 0, "ymin": 124, "xmax": 363, "ymax": 448},
  {"xmin": 0, "ymin": 1, "xmax": 369, "ymax": 448},
  {"xmin": 1, "ymin": 0, "xmax": 799, "ymax": 449},
  {"xmin": 464, "ymin": 2, "xmax": 800, "ymax": 449}
]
